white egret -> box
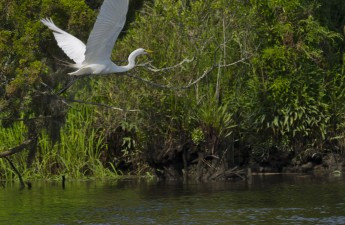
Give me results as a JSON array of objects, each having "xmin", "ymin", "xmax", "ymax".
[{"xmin": 41, "ymin": 0, "xmax": 151, "ymax": 76}]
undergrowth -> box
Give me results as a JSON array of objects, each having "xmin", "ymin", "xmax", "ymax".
[{"xmin": 0, "ymin": 105, "xmax": 119, "ymax": 181}]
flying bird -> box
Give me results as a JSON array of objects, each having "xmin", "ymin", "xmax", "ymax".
[{"xmin": 41, "ymin": 0, "xmax": 151, "ymax": 76}]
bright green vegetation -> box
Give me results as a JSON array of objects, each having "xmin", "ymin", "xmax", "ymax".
[
  {"xmin": 1, "ymin": 0, "xmax": 345, "ymax": 180},
  {"xmin": 0, "ymin": 104, "xmax": 118, "ymax": 180}
]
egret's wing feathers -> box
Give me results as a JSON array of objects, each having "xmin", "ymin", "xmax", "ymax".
[
  {"xmin": 84, "ymin": 0, "xmax": 129, "ymax": 64},
  {"xmin": 41, "ymin": 18, "xmax": 86, "ymax": 64}
]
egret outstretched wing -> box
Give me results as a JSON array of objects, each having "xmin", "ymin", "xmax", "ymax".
[
  {"xmin": 42, "ymin": 0, "xmax": 149, "ymax": 76},
  {"xmin": 41, "ymin": 18, "xmax": 86, "ymax": 65},
  {"xmin": 84, "ymin": 0, "xmax": 129, "ymax": 64}
]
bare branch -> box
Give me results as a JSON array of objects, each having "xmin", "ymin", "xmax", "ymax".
[
  {"xmin": 217, "ymin": 55, "xmax": 252, "ymax": 68},
  {"xmin": 40, "ymin": 78, "xmax": 140, "ymax": 112},
  {"xmin": 137, "ymin": 57, "xmax": 195, "ymax": 72},
  {"xmin": 126, "ymin": 56, "xmax": 250, "ymax": 90},
  {"xmin": 63, "ymin": 98, "xmax": 140, "ymax": 112},
  {"xmin": 124, "ymin": 72, "xmax": 190, "ymax": 89},
  {"xmin": 0, "ymin": 139, "xmax": 33, "ymax": 158},
  {"xmin": 180, "ymin": 66, "xmax": 216, "ymax": 89},
  {"xmin": 57, "ymin": 76, "xmax": 80, "ymax": 95},
  {"xmin": 4, "ymin": 156, "xmax": 25, "ymax": 188},
  {"xmin": 125, "ymin": 65, "xmax": 215, "ymax": 90},
  {"xmin": 40, "ymin": 78, "xmax": 79, "ymax": 96},
  {"xmin": 38, "ymin": 51, "xmax": 252, "ymax": 110}
]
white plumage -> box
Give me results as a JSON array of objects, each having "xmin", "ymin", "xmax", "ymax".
[{"xmin": 41, "ymin": 0, "xmax": 151, "ymax": 76}]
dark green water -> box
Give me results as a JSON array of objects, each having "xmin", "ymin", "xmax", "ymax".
[{"xmin": 1, "ymin": 175, "xmax": 345, "ymax": 225}]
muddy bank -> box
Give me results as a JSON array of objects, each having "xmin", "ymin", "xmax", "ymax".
[
  {"xmin": 146, "ymin": 149, "xmax": 345, "ymax": 181},
  {"xmin": 251, "ymin": 152, "xmax": 345, "ymax": 175}
]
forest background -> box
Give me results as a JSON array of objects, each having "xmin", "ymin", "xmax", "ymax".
[{"xmin": 1, "ymin": 0, "xmax": 345, "ymax": 181}]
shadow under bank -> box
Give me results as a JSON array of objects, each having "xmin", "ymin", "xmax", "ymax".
[{"xmin": 147, "ymin": 150, "xmax": 345, "ymax": 182}]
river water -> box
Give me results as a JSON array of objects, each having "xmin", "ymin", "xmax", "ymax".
[{"xmin": 1, "ymin": 174, "xmax": 345, "ymax": 225}]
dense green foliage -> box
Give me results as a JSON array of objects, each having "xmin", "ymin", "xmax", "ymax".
[{"xmin": 1, "ymin": 0, "xmax": 345, "ymax": 180}]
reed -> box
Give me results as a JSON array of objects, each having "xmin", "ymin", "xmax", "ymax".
[{"xmin": 0, "ymin": 104, "xmax": 119, "ymax": 181}]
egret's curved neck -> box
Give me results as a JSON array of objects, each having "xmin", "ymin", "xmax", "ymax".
[{"xmin": 117, "ymin": 49, "xmax": 144, "ymax": 72}]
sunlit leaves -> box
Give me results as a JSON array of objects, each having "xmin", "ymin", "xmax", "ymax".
[
  {"xmin": 248, "ymin": 0, "xmax": 345, "ymax": 156},
  {"xmin": 1, "ymin": 0, "xmax": 345, "ymax": 176}
]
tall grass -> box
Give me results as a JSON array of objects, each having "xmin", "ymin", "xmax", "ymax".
[
  {"xmin": 0, "ymin": 120, "xmax": 27, "ymax": 180},
  {"xmin": 0, "ymin": 104, "xmax": 119, "ymax": 181}
]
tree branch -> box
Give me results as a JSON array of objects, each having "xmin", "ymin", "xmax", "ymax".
[
  {"xmin": 38, "ymin": 53, "xmax": 252, "ymax": 110},
  {"xmin": 217, "ymin": 56, "xmax": 252, "ymax": 67},
  {"xmin": 137, "ymin": 57, "xmax": 195, "ymax": 72},
  {"xmin": 57, "ymin": 76, "xmax": 80, "ymax": 95},
  {"xmin": 0, "ymin": 139, "xmax": 33, "ymax": 158},
  {"xmin": 63, "ymin": 98, "xmax": 140, "ymax": 112},
  {"xmin": 4, "ymin": 156, "xmax": 25, "ymax": 189},
  {"xmin": 126, "ymin": 56, "xmax": 250, "ymax": 90}
]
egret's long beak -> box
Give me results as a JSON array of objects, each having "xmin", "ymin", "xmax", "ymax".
[{"xmin": 145, "ymin": 49, "xmax": 153, "ymax": 54}]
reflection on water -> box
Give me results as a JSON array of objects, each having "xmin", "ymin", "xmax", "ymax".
[{"xmin": 1, "ymin": 175, "xmax": 345, "ymax": 225}]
